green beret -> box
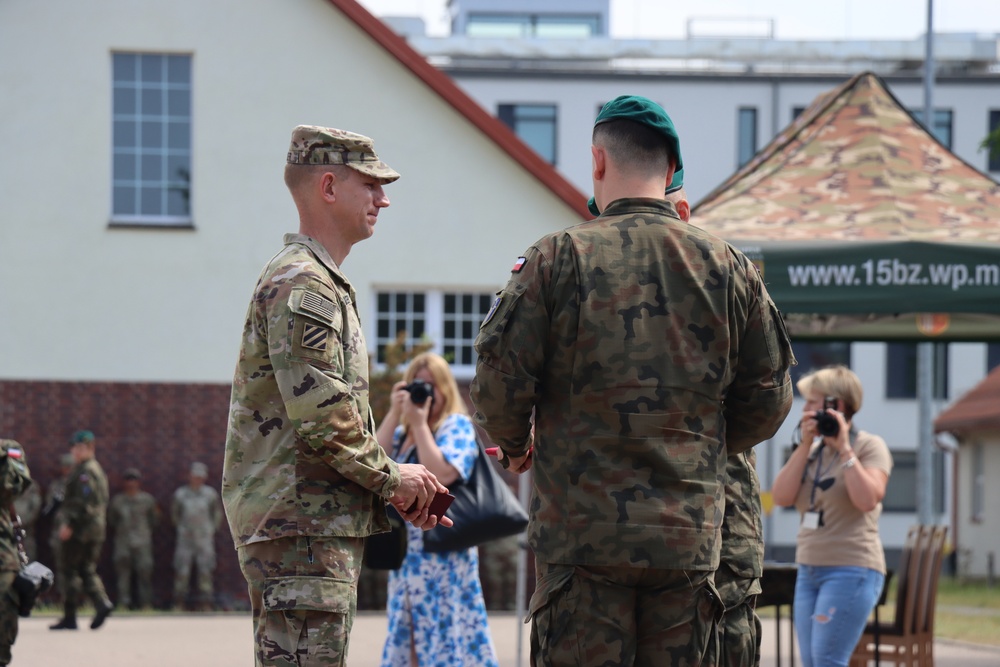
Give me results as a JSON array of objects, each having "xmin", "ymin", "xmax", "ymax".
[
  {"xmin": 595, "ymin": 95, "xmax": 683, "ymax": 171},
  {"xmin": 71, "ymin": 430, "xmax": 95, "ymax": 444},
  {"xmin": 587, "ymin": 166, "xmax": 684, "ymax": 216}
]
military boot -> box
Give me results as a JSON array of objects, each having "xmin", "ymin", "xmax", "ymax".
[
  {"xmin": 90, "ymin": 600, "xmax": 113, "ymax": 630},
  {"xmin": 49, "ymin": 608, "xmax": 78, "ymax": 630}
]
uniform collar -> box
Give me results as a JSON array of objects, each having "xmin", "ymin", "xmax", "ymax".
[
  {"xmin": 282, "ymin": 233, "xmax": 356, "ymax": 296},
  {"xmin": 600, "ymin": 197, "xmax": 680, "ymax": 220}
]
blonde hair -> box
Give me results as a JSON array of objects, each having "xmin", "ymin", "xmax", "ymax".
[
  {"xmin": 796, "ymin": 365, "xmax": 863, "ymax": 420},
  {"xmin": 401, "ymin": 352, "xmax": 468, "ymax": 433}
]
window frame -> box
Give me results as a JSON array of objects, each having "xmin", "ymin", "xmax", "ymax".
[
  {"xmin": 497, "ymin": 103, "xmax": 558, "ymax": 165},
  {"xmin": 988, "ymin": 110, "xmax": 1000, "ymax": 173},
  {"xmin": 909, "ymin": 107, "xmax": 954, "ymax": 149},
  {"xmin": 737, "ymin": 107, "xmax": 758, "ymax": 168},
  {"xmin": 110, "ymin": 51, "xmax": 194, "ymax": 228}
]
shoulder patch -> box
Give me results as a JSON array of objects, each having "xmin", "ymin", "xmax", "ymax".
[
  {"xmin": 6, "ymin": 447, "xmax": 22, "ymax": 459},
  {"xmin": 300, "ymin": 291, "xmax": 338, "ymax": 324},
  {"xmin": 301, "ymin": 322, "xmax": 330, "ymax": 351},
  {"xmin": 512, "ymin": 256, "xmax": 527, "ymax": 273},
  {"xmin": 481, "ymin": 295, "xmax": 502, "ymax": 328}
]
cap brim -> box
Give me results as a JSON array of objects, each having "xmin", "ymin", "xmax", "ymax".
[{"xmin": 349, "ymin": 161, "xmax": 400, "ymax": 184}]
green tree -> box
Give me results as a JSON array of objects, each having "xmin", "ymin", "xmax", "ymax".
[{"xmin": 981, "ymin": 125, "xmax": 1000, "ymax": 162}]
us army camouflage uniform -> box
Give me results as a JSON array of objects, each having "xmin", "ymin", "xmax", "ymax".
[
  {"xmin": 0, "ymin": 441, "xmax": 32, "ymax": 666},
  {"xmin": 223, "ymin": 233, "xmax": 402, "ymax": 666},
  {"xmin": 472, "ymin": 197, "xmax": 793, "ymax": 667},
  {"xmin": 171, "ymin": 483, "xmax": 222, "ymax": 607},
  {"xmin": 108, "ymin": 490, "xmax": 158, "ymax": 609},
  {"xmin": 59, "ymin": 457, "xmax": 112, "ymax": 619},
  {"xmin": 717, "ymin": 450, "xmax": 765, "ymax": 667}
]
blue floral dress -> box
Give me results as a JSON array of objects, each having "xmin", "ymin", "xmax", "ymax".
[{"xmin": 380, "ymin": 413, "xmax": 499, "ymax": 667}]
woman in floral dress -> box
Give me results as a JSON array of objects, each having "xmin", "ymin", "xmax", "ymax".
[{"xmin": 377, "ymin": 352, "xmax": 499, "ymax": 667}]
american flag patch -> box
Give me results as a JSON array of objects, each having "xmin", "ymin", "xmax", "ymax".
[
  {"xmin": 300, "ymin": 291, "xmax": 337, "ymax": 324},
  {"xmin": 511, "ymin": 256, "xmax": 527, "ymax": 273},
  {"xmin": 302, "ymin": 323, "xmax": 329, "ymax": 351}
]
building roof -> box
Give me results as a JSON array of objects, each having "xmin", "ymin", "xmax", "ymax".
[
  {"xmin": 326, "ymin": 0, "xmax": 589, "ymax": 220},
  {"xmin": 935, "ymin": 365, "xmax": 1000, "ymax": 434}
]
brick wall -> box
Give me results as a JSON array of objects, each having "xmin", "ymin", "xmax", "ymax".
[{"xmin": 0, "ymin": 380, "xmax": 535, "ymax": 611}]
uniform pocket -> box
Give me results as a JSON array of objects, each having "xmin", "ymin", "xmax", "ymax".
[
  {"xmin": 261, "ymin": 576, "xmax": 353, "ymax": 666},
  {"xmin": 475, "ymin": 282, "xmax": 527, "ymax": 357}
]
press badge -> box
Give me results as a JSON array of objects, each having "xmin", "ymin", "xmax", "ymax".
[{"xmin": 802, "ymin": 511, "xmax": 821, "ymax": 530}]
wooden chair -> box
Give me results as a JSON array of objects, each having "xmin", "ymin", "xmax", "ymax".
[{"xmin": 850, "ymin": 525, "xmax": 948, "ymax": 667}]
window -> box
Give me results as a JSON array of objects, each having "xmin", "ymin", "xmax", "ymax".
[
  {"xmin": 112, "ymin": 53, "xmax": 192, "ymax": 225},
  {"xmin": 789, "ymin": 342, "xmax": 852, "ymax": 387},
  {"xmin": 971, "ymin": 442, "xmax": 984, "ymax": 522},
  {"xmin": 467, "ymin": 14, "xmax": 600, "ymax": 38},
  {"xmin": 988, "ymin": 110, "xmax": 1000, "ymax": 172},
  {"xmin": 375, "ymin": 289, "xmax": 496, "ymax": 377},
  {"xmin": 737, "ymin": 107, "xmax": 757, "ymax": 167},
  {"xmin": 910, "ymin": 108, "xmax": 953, "ymax": 149},
  {"xmin": 885, "ymin": 342, "xmax": 948, "ymax": 399},
  {"xmin": 792, "ymin": 106, "xmax": 806, "ymax": 120},
  {"xmin": 988, "ymin": 343, "xmax": 1000, "ymax": 372},
  {"xmin": 883, "ymin": 449, "xmax": 945, "ymax": 513},
  {"xmin": 498, "ymin": 104, "xmax": 557, "ymax": 164}
]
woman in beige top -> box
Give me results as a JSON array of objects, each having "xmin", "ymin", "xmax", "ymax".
[{"xmin": 771, "ymin": 365, "xmax": 893, "ymax": 667}]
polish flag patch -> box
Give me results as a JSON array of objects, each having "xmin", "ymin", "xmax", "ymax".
[
  {"xmin": 511, "ymin": 256, "xmax": 527, "ymax": 273},
  {"xmin": 7, "ymin": 448, "xmax": 22, "ymax": 459}
]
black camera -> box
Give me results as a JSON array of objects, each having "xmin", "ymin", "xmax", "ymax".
[
  {"xmin": 814, "ymin": 396, "xmax": 840, "ymax": 437},
  {"xmin": 403, "ymin": 380, "xmax": 434, "ymax": 406},
  {"xmin": 12, "ymin": 561, "xmax": 54, "ymax": 617}
]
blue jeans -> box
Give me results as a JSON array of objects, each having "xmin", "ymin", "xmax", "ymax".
[{"xmin": 793, "ymin": 564, "xmax": 884, "ymax": 667}]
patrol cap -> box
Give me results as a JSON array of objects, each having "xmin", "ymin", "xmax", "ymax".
[
  {"xmin": 190, "ymin": 461, "xmax": 208, "ymax": 478},
  {"xmin": 587, "ymin": 166, "xmax": 685, "ymax": 216},
  {"xmin": 123, "ymin": 467, "xmax": 141, "ymax": 480},
  {"xmin": 286, "ymin": 125, "xmax": 400, "ymax": 184},
  {"xmin": 71, "ymin": 430, "xmax": 95, "ymax": 444},
  {"xmin": 594, "ymin": 95, "xmax": 683, "ymax": 172}
]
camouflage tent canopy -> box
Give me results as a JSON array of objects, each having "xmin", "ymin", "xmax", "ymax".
[{"xmin": 693, "ymin": 72, "xmax": 1000, "ymax": 340}]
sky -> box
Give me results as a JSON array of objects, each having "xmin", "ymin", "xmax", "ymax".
[{"xmin": 356, "ymin": 0, "xmax": 1000, "ymax": 40}]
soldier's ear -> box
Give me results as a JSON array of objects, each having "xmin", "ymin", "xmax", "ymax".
[
  {"xmin": 675, "ymin": 199, "xmax": 690, "ymax": 223},
  {"xmin": 319, "ymin": 171, "xmax": 338, "ymax": 204},
  {"xmin": 591, "ymin": 145, "xmax": 606, "ymax": 182}
]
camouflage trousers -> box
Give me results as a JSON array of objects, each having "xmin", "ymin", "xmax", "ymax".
[
  {"xmin": 114, "ymin": 543, "xmax": 154, "ymax": 609},
  {"xmin": 59, "ymin": 538, "xmax": 111, "ymax": 614},
  {"xmin": 715, "ymin": 564, "xmax": 762, "ymax": 667},
  {"xmin": 0, "ymin": 571, "xmax": 18, "ymax": 666},
  {"xmin": 238, "ymin": 535, "xmax": 362, "ymax": 667},
  {"xmin": 174, "ymin": 540, "xmax": 216, "ymax": 604},
  {"xmin": 529, "ymin": 560, "xmax": 722, "ymax": 667}
]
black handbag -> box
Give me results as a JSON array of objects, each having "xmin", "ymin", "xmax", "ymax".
[
  {"xmin": 423, "ymin": 436, "xmax": 529, "ymax": 553},
  {"xmin": 362, "ymin": 504, "xmax": 408, "ymax": 571}
]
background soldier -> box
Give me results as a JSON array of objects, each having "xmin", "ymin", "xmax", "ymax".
[
  {"xmin": 108, "ymin": 468, "xmax": 159, "ymax": 610},
  {"xmin": 0, "ymin": 439, "xmax": 33, "ymax": 666},
  {"xmin": 49, "ymin": 430, "xmax": 113, "ymax": 631},
  {"xmin": 171, "ymin": 461, "xmax": 222, "ymax": 611},
  {"xmin": 41, "ymin": 453, "xmax": 74, "ymax": 605}
]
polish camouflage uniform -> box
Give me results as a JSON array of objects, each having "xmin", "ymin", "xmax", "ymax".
[
  {"xmin": 171, "ymin": 474, "xmax": 222, "ymax": 608},
  {"xmin": 43, "ymin": 454, "xmax": 74, "ymax": 602},
  {"xmin": 0, "ymin": 440, "xmax": 33, "ymax": 666},
  {"xmin": 12, "ymin": 471, "xmax": 41, "ymax": 563},
  {"xmin": 472, "ymin": 142, "xmax": 793, "ymax": 664},
  {"xmin": 108, "ymin": 473, "xmax": 159, "ymax": 609},
  {"xmin": 223, "ymin": 126, "xmax": 402, "ymax": 666},
  {"xmin": 718, "ymin": 450, "xmax": 765, "ymax": 667},
  {"xmin": 59, "ymin": 454, "xmax": 113, "ymax": 620}
]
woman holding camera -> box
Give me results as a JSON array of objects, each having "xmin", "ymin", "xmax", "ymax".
[
  {"xmin": 376, "ymin": 352, "xmax": 498, "ymax": 667},
  {"xmin": 771, "ymin": 365, "xmax": 893, "ymax": 667}
]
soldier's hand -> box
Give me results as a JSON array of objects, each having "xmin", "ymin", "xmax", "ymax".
[
  {"xmin": 497, "ymin": 448, "xmax": 533, "ymax": 474},
  {"xmin": 59, "ymin": 524, "xmax": 72, "ymax": 541},
  {"xmin": 390, "ymin": 463, "xmax": 448, "ymax": 520}
]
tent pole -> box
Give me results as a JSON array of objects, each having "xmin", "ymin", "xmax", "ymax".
[{"xmin": 916, "ymin": 0, "xmax": 936, "ymax": 528}]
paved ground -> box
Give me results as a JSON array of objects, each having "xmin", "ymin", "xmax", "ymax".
[{"xmin": 14, "ymin": 611, "xmax": 1000, "ymax": 666}]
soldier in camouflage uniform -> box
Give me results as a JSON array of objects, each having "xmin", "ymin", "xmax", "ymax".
[
  {"xmin": 171, "ymin": 462, "xmax": 222, "ymax": 610},
  {"xmin": 0, "ymin": 439, "xmax": 33, "ymax": 666},
  {"xmin": 471, "ymin": 96, "xmax": 793, "ymax": 667},
  {"xmin": 42, "ymin": 452, "xmax": 74, "ymax": 604},
  {"xmin": 222, "ymin": 125, "xmax": 450, "ymax": 667},
  {"xmin": 49, "ymin": 430, "xmax": 114, "ymax": 631},
  {"xmin": 109, "ymin": 467, "xmax": 159, "ymax": 610},
  {"xmin": 12, "ymin": 454, "xmax": 41, "ymax": 563},
  {"xmin": 662, "ymin": 183, "xmax": 768, "ymax": 667}
]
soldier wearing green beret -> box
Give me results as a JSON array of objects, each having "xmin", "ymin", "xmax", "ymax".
[
  {"xmin": 472, "ymin": 95, "xmax": 794, "ymax": 666},
  {"xmin": 222, "ymin": 125, "xmax": 452, "ymax": 666},
  {"xmin": 49, "ymin": 430, "xmax": 114, "ymax": 631},
  {"xmin": 0, "ymin": 439, "xmax": 33, "ymax": 666}
]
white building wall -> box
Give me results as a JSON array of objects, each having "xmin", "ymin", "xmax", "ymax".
[
  {"xmin": 0, "ymin": 0, "xmax": 580, "ymax": 384},
  {"xmin": 956, "ymin": 431, "xmax": 1000, "ymax": 577}
]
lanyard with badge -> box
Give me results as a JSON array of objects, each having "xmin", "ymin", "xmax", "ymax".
[{"xmin": 800, "ymin": 428, "xmax": 858, "ymax": 530}]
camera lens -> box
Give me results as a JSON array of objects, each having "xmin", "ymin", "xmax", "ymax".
[
  {"xmin": 815, "ymin": 410, "xmax": 840, "ymax": 437},
  {"xmin": 404, "ymin": 380, "xmax": 434, "ymax": 405}
]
